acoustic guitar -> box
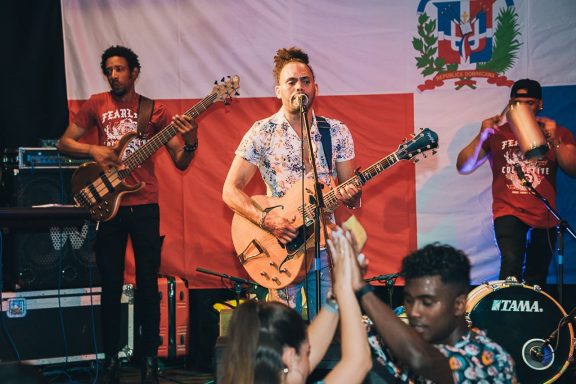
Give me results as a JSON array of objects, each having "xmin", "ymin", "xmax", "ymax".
[
  {"xmin": 72, "ymin": 75, "xmax": 240, "ymax": 222},
  {"xmin": 231, "ymin": 128, "xmax": 439, "ymax": 289}
]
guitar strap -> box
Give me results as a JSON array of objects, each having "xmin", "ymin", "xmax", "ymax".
[
  {"xmin": 136, "ymin": 95, "xmax": 155, "ymax": 139},
  {"xmin": 316, "ymin": 116, "xmax": 332, "ymax": 173}
]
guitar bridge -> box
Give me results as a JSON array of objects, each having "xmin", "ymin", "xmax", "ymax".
[{"xmin": 237, "ymin": 239, "xmax": 269, "ymax": 264}]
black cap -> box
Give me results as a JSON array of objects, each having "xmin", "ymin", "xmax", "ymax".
[{"xmin": 510, "ymin": 79, "xmax": 542, "ymax": 99}]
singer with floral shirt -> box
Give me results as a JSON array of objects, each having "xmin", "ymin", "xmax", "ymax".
[{"xmin": 222, "ymin": 46, "xmax": 362, "ymax": 319}]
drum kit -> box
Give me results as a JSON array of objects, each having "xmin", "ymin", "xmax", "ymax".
[{"xmin": 467, "ymin": 277, "xmax": 575, "ymax": 383}]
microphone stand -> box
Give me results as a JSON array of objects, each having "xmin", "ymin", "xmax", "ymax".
[
  {"xmin": 196, "ymin": 267, "xmax": 260, "ymax": 305},
  {"xmin": 364, "ymin": 273, "xmax": 399, "ymax": 306},
  {"xmin": 299, "ymin": 97, "xmax": 325, "ymax": 318},
  {"xmin": 532, "ymin": 304, "xmax": 576, "ymax": 361},
  {"xmin": 514, "ymin": 164, "xmax": 576, "ymax": 306}
]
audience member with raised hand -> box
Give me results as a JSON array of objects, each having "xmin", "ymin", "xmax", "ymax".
[
  {"xmin": 220, "ymin": 226, "xmax": 370, "ymax": 384},
  {"xmin": 346, "ymin": 242, "xmax": 516, "ymax": 383}
]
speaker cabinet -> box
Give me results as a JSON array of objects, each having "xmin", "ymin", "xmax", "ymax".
[
  {"xmin": 3, "ymin": 222, "xmax": 100, "ymax": 291},
  {"xmin": 1, "ymin": 168, "xmax": 99, "ymax": 291}
]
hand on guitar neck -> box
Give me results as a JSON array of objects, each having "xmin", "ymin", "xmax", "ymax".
[{"xmin": 334, "ymin": 182, "xmax": 362, "ymax": 209}]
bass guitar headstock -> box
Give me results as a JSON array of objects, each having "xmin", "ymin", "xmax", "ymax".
[{"xmin": 212, "ymin": 75, "xmax": 240, "ymax": 105}]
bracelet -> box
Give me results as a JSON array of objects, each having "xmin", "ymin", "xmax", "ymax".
[
  {"xmin": 355, "ymin": 284, "xmax": 374, "ymax": 302},
  {"xmin": 183, "ymin": 141, "xmax": 198, "ymax": 152},
  {"xmin": 258, "ymin": 210, "xmax": 269, "ymax": 228}
]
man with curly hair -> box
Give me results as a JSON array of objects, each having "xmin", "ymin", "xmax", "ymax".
[
  {"xmin": 222, "ymin": 47, "xmax": 362, "ymax": 319},
  {"xmin": 350, "ymin": 243, "xmax": 516, "ymax": 383},
  {"xmin": 58, "ymin": 45, "xmax": 198, "ymax": 384}
]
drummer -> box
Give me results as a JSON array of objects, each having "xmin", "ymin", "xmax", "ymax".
[
  {"xmin": 456, "ymin": 79, "xmax": 576, "ymax": 288},
  {"xmin": 348, "ymin": 242, "xmax": 517, "ymax": 382}
]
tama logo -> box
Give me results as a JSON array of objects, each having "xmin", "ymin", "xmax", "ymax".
[{"xmin": 491, "ymin": 300, "xmax": 543, "ymax": 312}]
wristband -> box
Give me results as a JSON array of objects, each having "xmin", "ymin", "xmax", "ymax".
[
  {"xmin": 346, "ymin": 199, "xmax": 362, "ymax": 210},
  {"xmin": 355, "ymin": 284, "xmax": 374, "ymax": 302},
  {"xmin": 550, "ymin": 138, "xmax": 562, "ymax": 149},
  {"xmin": 324, "ymin": 297, "xmax": 339, "ymax": 313}
]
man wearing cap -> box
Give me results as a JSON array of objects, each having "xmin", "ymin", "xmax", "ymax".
[{"xmin": 456, "ymin": 79, "xmax": 576, "ymax": 287}]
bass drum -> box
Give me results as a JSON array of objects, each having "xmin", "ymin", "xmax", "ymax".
[{"xmin": 467, "ymin": 280, "xmax": 574, "ymax": 383}]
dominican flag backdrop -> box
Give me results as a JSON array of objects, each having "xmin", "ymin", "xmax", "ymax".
[{"xmin": 60, "ymin": 0, "xmax": 576, "ymax": 288}]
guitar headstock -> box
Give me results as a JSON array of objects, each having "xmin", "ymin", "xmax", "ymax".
[
  {"xmin": 397, "ymin": 128, "xmax": 439, "ymax": 162},
  {"xmin": 212, "ymin": 75, "xmax": 240, "ymax": 104}
]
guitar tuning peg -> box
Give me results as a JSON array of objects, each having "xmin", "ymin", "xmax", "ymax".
[
  {"xmin": 422, "ymin": 153, "xmax": 427, "ymax": 158},
  {"xmin": 235, "ymin": 91, "xmax": 240, "ymax": 96},
  {"xmin": 402, "ymin": 138, "xmax": 407, "ymax": 142},
  {"xmin": 419, "ymin": 127, "xmax": 424, "ymax": 131},
  {"xmin": 413, "ymin": 158, "xmax": 420, "ymax": 163},
  {"xmin": 432, "ymin": 150, "xmax": 438, "ymax": 155},
  {"xmin": 410, "ymin": 133, "xmax": 416, "ymax": 138},
  {"xmin": 221, "ymin": 77, "xmax": 225, "ymax": 82},
  {"xmin": 214, "ymin": 80, "xmax": 218, "ymax": 85},
  {"xmin": 227, "ymin": 75, "xmax": 231, "ymax": 79}
]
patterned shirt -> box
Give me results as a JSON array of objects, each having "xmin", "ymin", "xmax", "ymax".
[
  {"xmin": 235, "ymin": 109, "xmax": 355, "ymax": 198},
  {"xmin": 367, "ymin": 321, "xmax": 517, "ymax": 383}
]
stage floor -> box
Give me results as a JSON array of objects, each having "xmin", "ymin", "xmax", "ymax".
[{"xmin": 40, "ymin": 364, "xmax": 213, "ymax": 384}]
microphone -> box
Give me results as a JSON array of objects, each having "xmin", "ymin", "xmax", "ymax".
[
  {"xmin": 514, "ymin": 163, "xmax": 530, "ymax": 186},
  {"xmin": 364, "ymin": 273, "xmax": 400, "ymax": 284},
  {"xmin": 296, "ymin": 93, "xmax": 309, "ymax": 110}
]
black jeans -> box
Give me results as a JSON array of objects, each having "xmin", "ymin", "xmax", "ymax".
[
  {"xmin": 95, "ymin": 204, "xmax": 161, "ymax": 358},
  {"xmin": 494, "ymin": 215, "xmax": 556, "ymax": 287}
]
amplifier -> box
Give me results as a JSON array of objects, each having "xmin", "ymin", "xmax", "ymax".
[{"xmin": 17, "ymin": 147, "xmax": 89, "ymax": 169}]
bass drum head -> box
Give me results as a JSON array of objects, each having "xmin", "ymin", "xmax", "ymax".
[{"xmin": 467, "ymin": 281, "xmax": 574, "ymax": 383}]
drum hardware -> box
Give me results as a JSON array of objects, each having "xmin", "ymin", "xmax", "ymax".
[
  {"xmin": 513, "ymin": 161, "xmax": 576, "ymax": 307},
  {"xmin": 530, "ymin": 304, "xmax": 576, "ymax": 362}
]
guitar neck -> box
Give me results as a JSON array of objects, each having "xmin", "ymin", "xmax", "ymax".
[
  {"xmin": 119, "ymin": 93, "xmax": 218, "ymax": 176},
  {"xmin": 305, "ymin": 151, "xmax": 400, "ymax": 215}
]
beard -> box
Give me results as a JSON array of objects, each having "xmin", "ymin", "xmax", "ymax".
[{"xmin": 110, "ymin": 83, "xmax": 127, "ymax": 97}]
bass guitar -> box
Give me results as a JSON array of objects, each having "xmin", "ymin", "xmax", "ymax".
[
  {"xmin": 231, "ymin": 128, "xmax": 439, "ymax": 289},
  {"xmin": 72, "ymin": 75, "xmax": 240, "ymax": 222}
]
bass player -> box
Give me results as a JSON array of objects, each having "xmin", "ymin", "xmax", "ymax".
[
  {"xmin": 57, "ymin": 45, "xmax": 197, "ymax": 384},
  {"xmin": 222, "ymin": 46, "xmax": 361, "ymax": 320}
]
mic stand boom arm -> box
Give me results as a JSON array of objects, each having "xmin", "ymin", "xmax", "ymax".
[
  {"xmin": 196, "ymin": 267, "xmax": 260, "ymax": 305},
  {"xmin": 534, "ymin": 304, "xmax": 576, "ymax": 360}
]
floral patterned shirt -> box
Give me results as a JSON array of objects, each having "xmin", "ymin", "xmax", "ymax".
[
  {"xmin": 366, "ymin": 320, "xmax": 517, "ymax": 383},
  {"xmin": 235, "ymin": 109, "xmax": 355, "ymax": 198}
]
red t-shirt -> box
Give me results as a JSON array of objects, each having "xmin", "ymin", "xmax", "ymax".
[
  {"xmin": 73, "ymin": 92, "xmax": 169, "ymax": 206},
  {"xmin": 482, "ymin": 122, "xmax": 575, "ymax": 228}
]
